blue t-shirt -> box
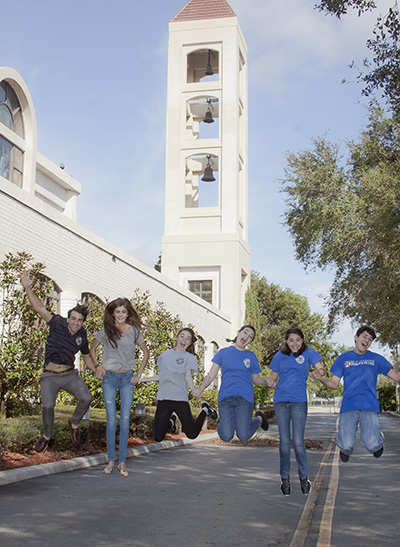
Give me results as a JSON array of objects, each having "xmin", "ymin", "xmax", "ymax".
[
  {"xmin": 44, "ymin": 314, "xmax": 89, "ymax": 369},
  {"xmin": 270, "ymin": 347, "xmax": 322, "ymax": 403},
  {"xmin": 212, "ymin": 345, "xmax": 261, "ymax": 404},
  {"xmin": 330, "ymin": 350, "xmax": 392, "ymax": 414}
]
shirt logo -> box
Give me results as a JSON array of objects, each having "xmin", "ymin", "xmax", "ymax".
[
  {"xmin": 244, "ymin": 358, "xmax": 251, "ymax": 368},
  {"xmin": 176, "ymin": 358, "xmax": 184, "ymax": 366},
  {"xmin": 76, "ymin": 337, "xmax": 82, "ymax": 346},
  {"xmin": 296, "ymin": 355, "xmax": 305, "ymax": 364}
]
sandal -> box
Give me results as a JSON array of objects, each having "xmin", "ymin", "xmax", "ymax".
[
  {"xmin": 118, "ymin": 463, "xmax": 129, "ymax": 477},
  {"xmin": 103, "ymin": 463, "xmax": 114, "ymax": 475}
]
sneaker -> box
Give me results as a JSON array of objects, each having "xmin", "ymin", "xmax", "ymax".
[
  {"xmin": 280, "ymin": 476, "xmax": 291, "ymax": 496},
  {"xmin": 373, "ymin": 445, "xmax": 384, "ymax": 458},
  {"xmin": 255, "ymin": 411, "xmax": 269, "ymax": 431},
  {"xmin": 300, "ymin": 476, "xmax": 311, "ymax": 495},
  {"xmin": 201, "ymin": 401, "xmax": 218, "ymax": 420},
  {"xmin": 340, "ymin": 451, "xmax": 350, "ymax": 462},
  {"xmin": 168, "ymin": 412, "xmax": 178, "ymax": 434},
  {"xmin": 34, "ymin": 435, "xmax": 49, "ymax": 453}
]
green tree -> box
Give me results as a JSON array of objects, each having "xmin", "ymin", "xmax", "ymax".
[
  {"xmin": 315, "ymin": 1, "xmax": 400, "ymax": 114},
  {"xmin": 244, "ymin": 286, "xmax": 262, "ymax": 363},
  {"xmin": 281, "ymin": 104, "xmax": 400, "ymax": 347},
  {"xmin": 250, "ymin": 272, "xmax": 338, "ymax": 403},
  {"xmin": 0, "ymin": 252, "xmax": 54, "ymax": 418}
]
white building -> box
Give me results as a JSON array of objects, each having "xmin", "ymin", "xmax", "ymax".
[{"xmin": 0, "ymin": 0, "xmax": 248, "ymax": 370}]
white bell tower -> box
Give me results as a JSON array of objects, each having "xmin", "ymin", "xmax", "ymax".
[{"xmin": 162, "ymin": 0, "xmax": 250, "ymax": 333}]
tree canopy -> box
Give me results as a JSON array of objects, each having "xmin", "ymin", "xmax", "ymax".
[{"xmin": 281, "ymin": 104, "xmax": 400, "ymax": 347}]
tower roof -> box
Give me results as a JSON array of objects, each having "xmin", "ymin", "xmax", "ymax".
[{"xmin": 171, "ymin": 0, "xmax": 236, "ymax": 23}]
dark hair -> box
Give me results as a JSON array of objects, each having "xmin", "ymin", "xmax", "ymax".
[
  {"xmin": 104, "ymin": 297, "xmax": 143, "ymax": 349},
  {"xmin": 177, "ymin": 327, "xmax": 197, "ymax": 355},
  {"xmin": 356, "ymin": 325, "xmax": 376, "ymax": 340},
  {"xmin": 68, "ymin": 304, "xmax": 88, "ymax": 321},
  {"xmin": 280, "ymin": 327, "xmax": 307, "ymax": 357},
  {"xmin": 226, "ymin": 325, "xmax": 256, "ymax": 344}
]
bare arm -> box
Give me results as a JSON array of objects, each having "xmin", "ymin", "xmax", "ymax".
[
  {"xmin": 82, "ymin": 353, "xmax": 103, "ymax": 379},
  {"xmin": 140, "ymin": 374, "xmax": 160, "ymax": 383},
  {"xmin": 313, "ymin": 371, "xmax": 341, "ymax": 390},
  {"xmin": 131, "ymin": 341, "xmax": 150, "ymax": 384},
  {"xmin": 88, "ymin": 339, "xmax": 106, "ymax": 378},
  {"xmin": 185, "ymin": 369, "xmax": 202, "ymax": 398},
  {"xmin": 198, "ymin": 363, "xmax": 220, "ymax": 393},
  {"xmin": 387, "ymin": 369, "xmax": 400, "ymax": 383},
  {"xmin": 21, "ymin": 269, "xmax": 52, "ymax": 322}
]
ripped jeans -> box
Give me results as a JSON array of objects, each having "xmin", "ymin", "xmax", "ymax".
[{"xmin": 102, "ymin": 370, "xmax": 134, "ymax": 463}]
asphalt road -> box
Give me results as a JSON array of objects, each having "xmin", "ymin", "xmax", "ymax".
[{"xmin": 0, "ymin": 411, "xmax": 398, "ymax": 547}]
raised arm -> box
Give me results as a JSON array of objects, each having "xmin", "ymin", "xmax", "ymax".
[{"xmin": 21, "ymin": 269, "xmax": 52, "ymax": 322}]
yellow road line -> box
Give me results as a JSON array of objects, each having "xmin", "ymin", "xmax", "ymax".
[
  {"xmin": 316, "ymin": 447, "xmax": 340, "ymax": 547},
  {"xmin": 290, "ymin": 434, "xmax": 337, "ymax": 547}
]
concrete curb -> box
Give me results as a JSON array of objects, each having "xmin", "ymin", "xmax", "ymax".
[{"xmin": 0, "ymin": 432, "xmax": 219, "ymax": 487}]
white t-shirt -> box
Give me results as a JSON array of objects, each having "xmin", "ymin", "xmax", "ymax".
[{"xmin": 156, "ymin": 349, "xmax": 198, "ymax": 402}]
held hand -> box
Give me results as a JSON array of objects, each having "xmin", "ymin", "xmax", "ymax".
[
  {"xmin": 131, "ymin": 374, "xmax": 141, "ymax": 384},
  {"xmin": 94, "ymin": 367, "xmax": 105, "ymax": 379},
  {"xmin": 191, "ymin": 388, "xmax": 202, "ymax": 398},
  {"xmin": 266, "ymin": 378, "xmax": 276, "ymax": 389},
  {"xmin": 310, "ymin": 370, "xmax": 322, "ymax": 381}
]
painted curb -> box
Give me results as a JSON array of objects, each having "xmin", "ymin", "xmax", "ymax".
[{"xmin": 0, "ymin": 432, "xmax": 218, "ymax": 487}]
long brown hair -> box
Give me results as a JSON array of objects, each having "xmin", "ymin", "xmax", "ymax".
[
  {"xmin": 104, "ymin": 298, "xmax": 143, "ymax": 349},
  {"xmin": 280, "ymin": 327, "xmax": 307, "ymax": 357}
]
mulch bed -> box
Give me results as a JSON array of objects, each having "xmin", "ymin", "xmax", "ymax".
[{"xmin": 209, "ymin": 437, "xmax": 324, "ymax": 450}]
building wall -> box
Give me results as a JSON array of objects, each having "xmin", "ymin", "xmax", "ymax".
[{"xmin": 0, "ymin": 66, "xmax": 231, "ymax": 372}]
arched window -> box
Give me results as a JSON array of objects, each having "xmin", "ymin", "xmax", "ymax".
[
  {"xmin": 0, "ymin": 80, "xmax": 24, "ymax": 186},
  {"xmin": 186, "ymin": 95, "xmax": 219, "ymax": 140},
  {"xmin": 187, "ymin": 49, "xmax": 219, "ymax": 83},
  {"xmin": 185, "ymin": 153, "xmax": 219, "ymax": 208}
]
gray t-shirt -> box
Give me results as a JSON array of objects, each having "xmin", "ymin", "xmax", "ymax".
[
  {"xmin": 156, "ymin": 349, "xmax": 198, "ymax": 402},
  {"xmin": 95, "ymin": 326, "xmax": 144, "ymax": 371}
]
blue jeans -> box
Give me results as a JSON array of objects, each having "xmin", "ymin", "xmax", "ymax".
[
  {"xmin": 337, "ymin": 410, "xmax": 384, "ymax": 455},
  {"xmin": 217, "ymin": 395, "xmax": 260, "ymax": 442},
  {"xmin": 102, "ymin": 370, "xmax": 134, "ymax": 463},
  {"xmin": 274, "ymin": 401, "xmax": 308, "ymax": 479}
]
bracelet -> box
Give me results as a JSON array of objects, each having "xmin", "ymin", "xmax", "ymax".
[{"xmin": 94, "ymin": 364, "xmax": 100, "ymax": 369}]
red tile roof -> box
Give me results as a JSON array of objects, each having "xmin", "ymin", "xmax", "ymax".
[{"xmin": 171, "ymin": 0, "xmax": 236, "ymax": 23}]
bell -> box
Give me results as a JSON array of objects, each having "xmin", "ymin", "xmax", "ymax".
[
  {"xmin": 205, "ymin": 62, "xmax": 214, "ymax": 76},
  {"xmin": 203, "ymin": 109, "xmax": 214, "ymax": 124},
  {"xmin": 201, "ymin": 165, "xmax": 216, "ymax": 182}
]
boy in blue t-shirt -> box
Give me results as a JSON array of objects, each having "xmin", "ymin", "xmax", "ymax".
[{"xmin": 312, "ymin": 325, "xmax": 400, "ymax": 462}]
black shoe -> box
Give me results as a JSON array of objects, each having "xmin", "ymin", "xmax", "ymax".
[
  {"xmin": 300, "ymin": 476, "xmax": 311, "ymax": 495},
  {"xmin": 340, "ymin": 451, "xmax": 350, "ymax": 462},
  {"xmin": 280, "ymin": 476, "xmax": 291, "ymax": 496},
  {"xmin": 34, "ymin": 435, "xmax": 49, "ymax": 453},
  {"xmin": 373, "ymin": 446, "xmax": 384, "ymax": 458},
  {"xmin": 168, "ymin": 412, "xmax": 178, "ymax": 434},
  {"xmin": 255, "ymin": 411, "xmax": 269, "ymax": 431},
  {"xmin": 201, "ymin": 401, "xmax": 218, "ymax": 420}
]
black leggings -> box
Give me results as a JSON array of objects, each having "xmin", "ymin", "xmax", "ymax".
[{"xmin": 154, "ymin": 400, "xmax": 207, "ymax": 442}]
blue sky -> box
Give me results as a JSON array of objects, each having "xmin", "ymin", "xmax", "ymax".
[{"xmin": 1, "ymin": 0, "xmax": 393, "ymax": 349}]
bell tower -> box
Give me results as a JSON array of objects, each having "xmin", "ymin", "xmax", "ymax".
[{"xmin": 161, "ymin": 0, "xmax": 250, "ymax": 332}]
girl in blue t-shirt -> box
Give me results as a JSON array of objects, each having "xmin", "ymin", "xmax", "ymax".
[
  {"xmin": 268, "ymin": 327, "xmax": 325, "ymax": 497},
  {"xmin": 198, "ymin": 325, "xmax": 269, "ymax": 442}
]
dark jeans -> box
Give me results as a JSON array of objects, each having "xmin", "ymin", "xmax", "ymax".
[
  {"xmin": 154, "ymin": 400, "xmax": 206, "ymax": 442},
  {"xmin": 40, "ymin": 369, "xmax": 92, "ymax": 439}
]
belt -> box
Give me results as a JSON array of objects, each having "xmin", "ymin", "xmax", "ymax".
[{"xmin": 44, "ymin": 363, "xmax": 72, "ymax": 374}]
